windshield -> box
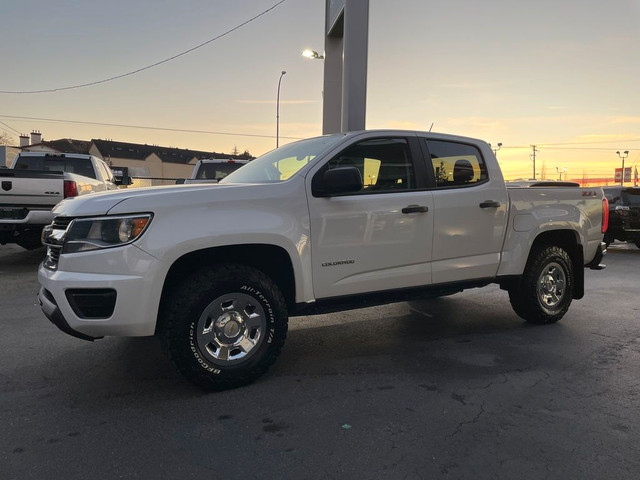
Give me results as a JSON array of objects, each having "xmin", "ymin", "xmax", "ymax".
[
  {"xmin": 221, "ymin": 135, "xmax": 344, "ymax": 184},
  {"xmin": 622, "ymin": 189, "xmax": 640, "ymax": 206},
  {"xmin": 197, "ymin": 162, "xmax": 246, "ymax": 181}
]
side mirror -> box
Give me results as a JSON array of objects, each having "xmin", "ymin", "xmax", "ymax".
[
  {"xmin": 314, "ymin": 166, "xmax": 363, "ymax": 197},
  {"xmin": 175, "ymin": 178, "xmax": 186, "ymax": 185},
  {"xmin": 113, "ymin": 175, "xmax": 133, "ymax": 186},
  {"xmin": 111, "ymin": 166, "xmax": 133, "ymax": 186}
]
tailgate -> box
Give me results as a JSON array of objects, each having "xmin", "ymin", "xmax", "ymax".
[{"xmin": 0, "ymin": 170, "xmax": 64, "ymax": 213}]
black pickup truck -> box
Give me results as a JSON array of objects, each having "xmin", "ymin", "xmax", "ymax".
[{"xmin": 603, "ymin": 186, "xmax": 640, "ymax": 248}]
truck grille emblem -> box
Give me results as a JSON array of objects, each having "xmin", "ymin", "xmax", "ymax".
[{"xmin": 1, "ymin": 181, "xmax": 12, "ymax": 191}]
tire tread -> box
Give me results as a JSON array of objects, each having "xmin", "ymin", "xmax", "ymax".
[{"xmin": 160, "ymin": 264, "xmax": 288, "ymax": 391}]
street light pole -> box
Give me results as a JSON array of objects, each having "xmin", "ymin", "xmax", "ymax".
[
  {"xmin": 276, "ymin": 71, "xmax": 287, "ymax": 148},
  {"xmin": 616, "ymin": 150, "xmax": 629, "ymax": 186},
  {"xmin": 491, "ymin": 142, "xmax": 502, "ymax": 157}
]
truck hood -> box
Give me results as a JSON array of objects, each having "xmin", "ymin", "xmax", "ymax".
[{"xmin": 52, "ymin": 183, "xmax": 248, "ymax": 217}]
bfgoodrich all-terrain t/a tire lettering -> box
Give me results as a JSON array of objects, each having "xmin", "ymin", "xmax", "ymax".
[
  {"xmin": 161, "ymin": 264, "xmax": 288, "ymax": 391},
  {"xmin": 508, "ymin": 245, "xmax": 573, "ymax": 325}
]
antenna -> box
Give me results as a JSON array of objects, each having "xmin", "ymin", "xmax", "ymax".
[{"xmin": 428, "ymin": 123, "xmax": 434, "ymax": 132}]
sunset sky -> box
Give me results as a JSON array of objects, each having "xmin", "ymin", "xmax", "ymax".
[{"xmin": 1, "ymin": 0, "xmax": 639, "ymax": 182}]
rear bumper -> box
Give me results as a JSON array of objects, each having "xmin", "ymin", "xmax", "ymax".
[{"xmin": 0, "ymin": 209, "xmax": 54, "ymax": 225}]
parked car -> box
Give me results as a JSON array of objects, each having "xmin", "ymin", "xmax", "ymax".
[
  {"xmin": 38, "ymin": 130, "xmax": 608, "ymax": 390},
  {"xmin": 602, "ymin": 186, "xmax": 640, "ymax": 248},
  {"xmin": 176, "ymin": 158, "xmax": 250, "ymax": 184},
  {"xmin": 0, "ymin": 152, "xmax": 123, "ymax": 249}
]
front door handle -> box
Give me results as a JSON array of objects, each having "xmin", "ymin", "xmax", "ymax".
[
  {"xmin": 479, "ymin": 200, "xmax": 501, "ymax": 208},
  {"xmin": 402, "ymin": 205, "xmax": 429, "ymax": 214}
]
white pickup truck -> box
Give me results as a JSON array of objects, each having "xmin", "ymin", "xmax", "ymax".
[
  {"xmin": 1, "ymin": 152, "xmax": 120, "ymax": 249},
  {"xmin": 38, "ymin": 130, "xmax": 608, "ymax": 390}
]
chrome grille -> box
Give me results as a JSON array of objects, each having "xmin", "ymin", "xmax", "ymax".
[
  {"xmin": 45, "ymin": 246, "xmax": 62, "ymax": 269},
  {"xmin": 42, "ymin": 216, "xmax": 75, "ymax": 270}
]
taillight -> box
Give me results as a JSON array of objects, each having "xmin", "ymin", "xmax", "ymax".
[
  {"xmin": 602, "ymin": 197, "xmax": 609, "ymax": 234},
  {"xmin": 64, "ymin": 180, "xmax": 79, "ymax": 198}
]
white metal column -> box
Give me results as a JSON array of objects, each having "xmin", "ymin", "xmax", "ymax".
[{"xmin": 322, "ymin": 0, "xmax": 369, "ymax": 134}]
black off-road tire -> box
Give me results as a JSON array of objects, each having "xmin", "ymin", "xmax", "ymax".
[
  {"xmin": 160, "ymin": 264, "xmax": 288, "ymax": 391},
  {"xmin": 508, "ymin": 245, "xmax": 573, "ymax": 325}
]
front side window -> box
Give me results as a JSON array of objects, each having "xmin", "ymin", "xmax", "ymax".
[
  {"xmin": 320, "ymin": 138, "xmax": 416, "ymax": 194},
  {"xmin": 425, "ymin": 140, "xmax": 488, "ymax": 188}
]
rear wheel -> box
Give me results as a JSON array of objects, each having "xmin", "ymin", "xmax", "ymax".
[
  {"xmin": 161, "ymin": 264, "xmax": 288, "ymax": 391},
  {"xmin": 508, "ymin": 245, "xmax": 573, "ymax": 324}
]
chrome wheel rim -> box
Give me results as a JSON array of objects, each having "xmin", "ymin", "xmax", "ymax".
[
  {"xmin": 537, "ymin": 262, "xmax": 566, "ymax": 308},
  {"xmin": 196, "ymin": 292, "xmax": 266, "ymax": 365}
]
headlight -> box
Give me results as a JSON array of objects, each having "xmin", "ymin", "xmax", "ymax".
[{"xmin": 62, "ymin": 214, "xmax": 152, "ymax": 254}]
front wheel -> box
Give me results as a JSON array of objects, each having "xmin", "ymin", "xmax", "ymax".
[
  {"xmin": 508, "ymin": 245, "xmax": 573, "ymax": 325},
  {"xmin": 160, "ymin": 264, "xmax": 288, "ymax": 391}
]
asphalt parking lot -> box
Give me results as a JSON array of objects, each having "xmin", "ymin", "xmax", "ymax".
[{"xmin": 1, "ymin": 243, "xmax": 639, "ymax": 479}]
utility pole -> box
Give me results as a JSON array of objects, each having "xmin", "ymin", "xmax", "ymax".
[{"xmin": 530, "ymin": 145, "xmax": 537, "ymax": 180}]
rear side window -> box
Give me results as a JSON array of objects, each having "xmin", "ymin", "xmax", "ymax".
[
  {"xmin": 97, "ymin": 161, "xmax": 112, "ymax": 181},
  {"xmin": 61, "ymin": 158, "xmax": 96, "ymax": 179},
  {"xmin": 425, "ymin": 140, "xmax": 488, "ymax": 188}
]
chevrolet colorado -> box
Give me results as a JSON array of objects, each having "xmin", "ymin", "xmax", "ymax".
[{"xmin": 38, "ymin": 130, "xmax": 608, "ymax": 390}]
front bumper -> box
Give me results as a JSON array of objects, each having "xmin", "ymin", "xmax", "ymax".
[
  {"xmin": 38, "ymin": 287, "xmax": 100, "ymax": 341},
  {"xmin": 37, "ymin": 244, "xmax": 164, "ymax": 338}
]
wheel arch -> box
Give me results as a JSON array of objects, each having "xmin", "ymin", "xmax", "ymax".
[
  {"xmin": 155, "ymin": 244, "xmax": 296, "ymax": 335},
  {"xmin": 529, "ymin": 229, "xmax": 584, "ymax": 299}
]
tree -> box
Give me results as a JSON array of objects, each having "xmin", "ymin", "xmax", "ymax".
[
  {"xmin": 0, "ymin": 132, "xmax": 14, "ymax": 146},
  {"xmin": 231, "ymin": 145, "xmax": 240, "ymax": 156}
]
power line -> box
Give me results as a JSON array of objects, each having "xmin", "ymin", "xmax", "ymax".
[
  {"xmin": 502, "ymin": 139, "xmax": 640, "ymax": 149},
  {"xmin": 0, "ymin": 120, "xmax": 21, "ymax": 136},
  {"xmin": 0, "ymin": 0, "xmax": 288, "ymax": 95},
  {"xmin": 538, "ymin": 138, "xmax": 640, "ymax": 146},
  {"xmin": 538, "ymin": 146, "xmax": 636, "ymax": 152},
  {"xmin": 0, "ymin": 114, "xmax": 304, "ymax": 141},
  {"xmin": 2, "ymin": 113, "xmax": 635, "ymax": 151},
  {"xmin": 0, "ymin": 127, "xmax": 18, "ymax": 140}
]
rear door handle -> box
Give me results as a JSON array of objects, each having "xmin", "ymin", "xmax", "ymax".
[
  {"xmin": 402, "ymin": 205, "xmax": 429, "ymax": 214},
  {"xmin": 479, "ymin": 200, "xmax": 501, "ymax": 208}
]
